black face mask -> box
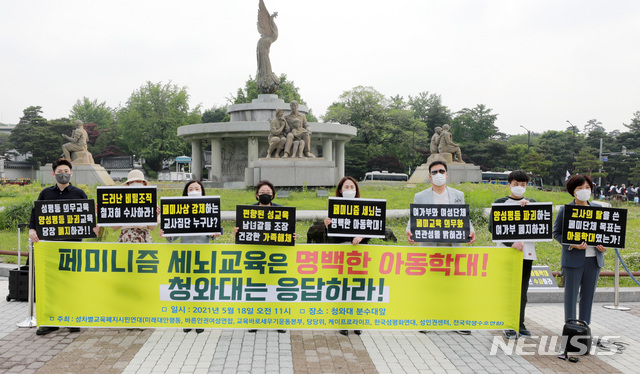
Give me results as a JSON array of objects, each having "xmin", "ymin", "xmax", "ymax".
[{"xmin": 258, "ymin": 194, "xmax": 273, "ymax": 205}]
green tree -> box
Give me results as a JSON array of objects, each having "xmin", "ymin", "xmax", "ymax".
[
  {"xmin": 522, "ymin": 151, "xmax": 553, "ymax": 183},
  {"xmin": 408, "ymin": 92, "xmax": 451, "ymax": 133},
  {"xmin": 573, "ymin": 148, "xmax": 604, "ymax": 177},
  {"xmin": 202, "ymin": 106, "xmax": 230, "ymax": 123},
  {"xmin": 9, "ymin": 106, "xmax": 75, "ymax": 165},
  {"xmin": 534, "ymin": 130, "xmax": 582, "ymax": 185},
  {"xmin": 117, "ymin": 82, "xmax": 201, "ymax": 171},
  {"xmin": 69, "ymin": 97, "xmax": 116, "ymax": 129},
  {"xmin": 505, "ymin": 144, "xmax": 529, "ymax": 170},
  {"xmin": 324, "ymin": 86, "xmax": 425, "ymax": 177},
  {"xmin": 450, "ymin": 104, "xmax": 499, "ymax": 145},
  {"xmin": 0, "ymin": 133, "xmax": 13, "ymax": 157}
]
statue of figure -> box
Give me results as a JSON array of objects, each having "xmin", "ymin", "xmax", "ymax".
[
  {"xmin": 266, "ymin": 109, "xmax": 288, "ymax": 158},
  {"xmin": 430, "ymin": 126, "xmax": 442, "ymax": 154},
  {"xmin": 62, "ymin": 120, "xmax": 90, "ymax": 162},
  {"xmin": 256, "ymin": 0, "xmax": 280, "ymax": 94},
  {"xmin": 438, "ymin": 124, "xmax": 462, "ymax": 163},
  {"xmin": 284, "ymin": 101, "xmax": 314, "ymax": 158}
]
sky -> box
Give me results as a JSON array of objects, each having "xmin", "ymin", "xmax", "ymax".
[{"xmin": 1, "ymin": 0, "xmax": 639, "ymax": 136}]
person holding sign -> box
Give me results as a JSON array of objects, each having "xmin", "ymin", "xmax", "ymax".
[
  {"xmin": 114, "ymin": 170, "xmax": 156, "ymax": 243},
  {"xmin": 159, "ymin": 180, "xmax": 220, "ymax": 334},
  {"xmin": 553, "ymin": 174, "xmax": 606, "ymax": 326},
  {"xmin": 489, "ymin": 170, "xmax": 536, "ymax": 339},
  {"xmin": 405, "ymin": 161, "xmax": 475, "ymax": 335},
  {"xmin": 233, "ymin": 180, "xmax": 287, "ymax": 333},
  {"xmin": 29, "ymin": 159, "xmax": 88, "ymax": 244},
  {"xmin": 324, "ymin": 176, "xmax": 370, "ymax": 246},
  {"xmin": 324, "ymin": 176, "xmax": 368, "ymax": 336},
  {"xmin": 405, "ymin": 161, "xmax": 476, "ymax": 246},
  {"xmin": 232, "ymin": 181, "xmax": 282, "ymax": 240},
  {"xmin": 28, "ymin": 158, "xmax": 85, "ymax": 336}
]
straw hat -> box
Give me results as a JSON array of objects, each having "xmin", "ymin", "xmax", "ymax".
[{"xmin": 123, "ymin": 169, "xmax": 149, "ymax": 186}]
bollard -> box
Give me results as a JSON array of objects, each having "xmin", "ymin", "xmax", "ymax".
[
  {"xmin": 16, "ymin": 239, "xmax": 37, "ymax": 328},
  {"xmin": 604, "ymin": 252, "xmax": 630, "ymax": 311}
]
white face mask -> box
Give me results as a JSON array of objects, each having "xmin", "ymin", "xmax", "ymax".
[
  {"xmin": 342, "ymin": 190, "xmax": 357, "ymax": 199},
  {"xmin": 575, "ymin": 189, "xmax": 591, "ymax": 202},
  {"xmin": 187, "ymin": 190, "xmax": 202, "ymax": 197},
  {"xmin": 129, "ymin": 182, "xmax": 144, "ymax": 187},
  {"xmin": 511, "ymin": 186, "xmax": 526, "ymax": 197},
  {"xmin": 431, "ymin": 174, "xmax": 447, "ymax": 186}
]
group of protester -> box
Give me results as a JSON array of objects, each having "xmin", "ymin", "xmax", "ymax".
[
  {"xmin": 29, "ymin": 158, "xmax": 608, "ymax": 347},
  {"xmin": 599, "ymin": 182, "xmax": 639, "ymax": 202}
]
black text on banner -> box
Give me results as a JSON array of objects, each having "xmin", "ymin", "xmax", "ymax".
[
  {"xmin": 410, "ymin": 204, "xmax": 470, "ymax": 243},
  {"xmin": 561, "ymin": 205, "xmax": 627, "ymax": 247},
  {"xmin": 235, "ymin": 205, "xmax": 296, "ymax": 246},
  {"xmin": 34, "ymin": 199, "xmax": 96, "ymax": 240},
  {"xmin": 97, "ymin": 186, "xmax": 158, "ymax": 226},
  {"xmin": 490, "ymin": 202, "xmax": 553, "ymax": 242},
  {"xmin": 160, "ymin": 196, "xmax": 222, "ymax": 236},
  {"xmin": 327, "ymin": 197, "xmax": 386, "ymax": 239}
]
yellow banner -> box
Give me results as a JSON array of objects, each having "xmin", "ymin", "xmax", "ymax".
[{"xmin": 35, "ymin": 242, "xmax": 522, "ymax": 330}]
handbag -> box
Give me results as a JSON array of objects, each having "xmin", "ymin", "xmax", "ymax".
[{"xmin": 558, "ymin": 319, "xmax": 592, "ymax": 362}]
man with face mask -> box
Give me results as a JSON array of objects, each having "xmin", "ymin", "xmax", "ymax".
[
  {"xmin": 489, "ymin": 170, "xmax": 536, "ymax": 339},
  {"xmin": 405, "ymin": 161, "xmax": 476, "ymax": 335},
  {"xmin": 29, "ymin": 158, "xmax": 87, "ymax": 243},
  {"xmin": 405, "ymin": 161, "xmax": 476, "ymax": 246},
  {"xmin": 28, "ymin": 158, "xmax": 87, "ymax": 335}
]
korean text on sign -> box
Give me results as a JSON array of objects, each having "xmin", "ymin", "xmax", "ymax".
[
  {"xmin": 35, "ymin": 199, "xmax": 96, "ymax": 240},
  {"xmin": 97, "ymin": 186, "xmax": 158, "ymax": 226},
  {"xmin": 490, "ymin": 202, "xmax": 553, "ymax": 242},
  {"xmin": 160, "ymin": 196, "xmax": 222, "ymax": 236},
  {"xmin": 561, "ymin": 205, "xmax": 627, "ymax": 247},
  {"xmin": 235, "ymin": 205, "xmax": 296, "ymax": 246},
  {"xmin": 327, "ymin": 197, "xmax": 386, "ymax": 239},
  {"xmin": 410, "ymin": 204, "xmax": 471, "ymax": 243}
]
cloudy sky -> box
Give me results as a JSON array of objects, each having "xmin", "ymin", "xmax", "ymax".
[{"xmin": 1, "ymin": 0, "xmax": 639, "ymax": 136}]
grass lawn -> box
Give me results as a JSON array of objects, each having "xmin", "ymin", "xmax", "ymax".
[{"xmin": 2, "ymin": 181, "xmax": 639, "ymax": 287}]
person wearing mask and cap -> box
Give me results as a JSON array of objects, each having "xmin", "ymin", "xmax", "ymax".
[
  {"xmin": 114, "ymin": 169, "xmax": 156, "ymax": 243},
  {"xmin": 405, "ymin": 161, "xmax": 476, "ymax": 335},
  {"xmin": 159, "ymin": 180, "xmax": 220, "ymax": 334},
  {"xmin": 489, "ymin": 170, "xmax": 536, "ymax": 339}
]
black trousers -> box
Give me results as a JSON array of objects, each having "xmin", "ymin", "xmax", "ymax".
[{"xmin": 520, "ymin": 259, "xmax": 534, "ymax": 328}]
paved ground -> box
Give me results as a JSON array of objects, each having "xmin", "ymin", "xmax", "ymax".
[{"xmin": 1, "ymin": 277, "xmax": 639, "ymax": 374}]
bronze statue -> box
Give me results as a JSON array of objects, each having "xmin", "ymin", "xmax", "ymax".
[
  {"xmin": 438, "ymin": 124, "xmax": 462, "ymax": 163},
  {"xmin": 62, "ymin": 120, "xmax": 91, "ymax": 162},
  {"xmin": 430, "ymin": 126, "xmax": 442, "ymax": 154},
  {"xmin": 284, "ymin": 101, "xmax": 314, "ymax": 158},
  {"xmin": 266, "ymin": 109, "xmax": 288, "ymax": 158},
  {"xmin": 256, "ymin": 0, "xmax": 280, "ymax": 94}
]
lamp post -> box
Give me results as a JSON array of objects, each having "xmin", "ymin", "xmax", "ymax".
[{"xmin": 520, "ymin": 125, "xmax": 531, "ymax": 151}]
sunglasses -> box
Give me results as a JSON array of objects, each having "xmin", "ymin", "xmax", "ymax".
[{"xmin": 430, "ymin": 169, "xmax": 447, "ymax": 175}]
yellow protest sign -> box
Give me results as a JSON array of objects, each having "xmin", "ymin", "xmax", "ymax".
[{"xmin": 35, "ymin": 242, "xmax": 522, "ymax": 330}]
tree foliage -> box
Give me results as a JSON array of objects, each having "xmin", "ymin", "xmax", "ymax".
[
  {"xmin": 202, "ymin": 106, "xmax": 230, "ymax": 123},
  {"xmin": 324, "ymin": 86, "xmax": 428, "ymax": 178},
  {"xmin": 117, "ymin": 81, "xmax": 201, "ymax": 171},
  {"xmin": 70, "ymin": 97, "xmax": 115, "ymax": 129},
  {"xmin": 450, "ymin": 104, "xmax": 499, "ymax": 145},
  {"xmin": 9, "ymin": 106, "xmax": 74, "ymax": 165}
]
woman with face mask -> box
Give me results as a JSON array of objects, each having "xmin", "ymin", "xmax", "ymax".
[
  {"xmin": 323, "ymin": 176, "xmax": 369, "ymax": 336},
  {"xmin": 233, "ymin": 180, "xmax": 286, "ymax": 334},
  {"xmin": 114, "ymin": 170, "xmax": 156, "ymax": 243},
  {"xmin": 552, "ymin": 174, "xmax": 607, "ymax": 335},
  {"xmin": 159, "ymin": 180, "xmax": 220, "ymax": 334}
]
